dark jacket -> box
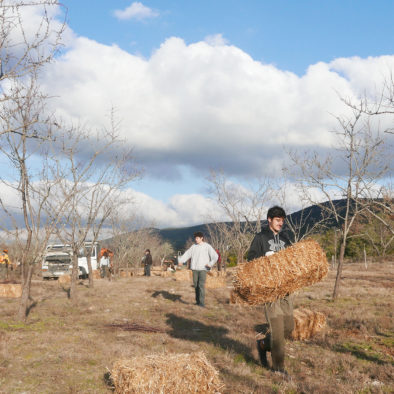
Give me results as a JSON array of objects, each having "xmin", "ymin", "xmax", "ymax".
[
  {"xmin": 144, "ymin": 253, "xmax": 152, "ymax": 266},
  {"xmin": 247, "ymin": 226, "xmax": 291, "ymax": 261}
]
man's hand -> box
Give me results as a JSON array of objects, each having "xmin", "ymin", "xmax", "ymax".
[{"xmin": 205, "ymin": 265, "xmax": 211, "ymax": 270}]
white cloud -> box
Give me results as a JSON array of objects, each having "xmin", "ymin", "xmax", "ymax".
[
  {"xmin": 41, "ymin": 35, "xmax": 394, "ymax": 184},
  {"xmin": 113, "ymin": 2, "xmax": 159, "ymax": 21},
  {"xmin": 204, "ymin": 33, "xmax": 228, "ymax": 46}
]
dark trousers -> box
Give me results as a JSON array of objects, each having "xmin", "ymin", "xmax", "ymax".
[
  {"xmin": 144, "ymin": 264, "xmax": 151, "ymax": 276},
  {"xmin": 264, "ymin": 295, "xmax": 294, "ymax": 370},
  {"xmin": 192, "ymin": 270, "xmax": 207, "ymax": 306}
]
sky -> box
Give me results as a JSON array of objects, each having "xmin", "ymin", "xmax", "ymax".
[{"xmin": 1, "ymin": 1, "xmax": 394, "ymax": 229}]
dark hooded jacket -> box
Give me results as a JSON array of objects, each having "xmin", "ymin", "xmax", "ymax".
[{"xmin": 247, "ymin": 225, "xmax": 291, "ymax": 261}]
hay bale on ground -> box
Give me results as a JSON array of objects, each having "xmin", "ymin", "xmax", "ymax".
[
  {"xmin": 233, "ymin": 239, "xmax": 328, "ymax": 305},
  {"xmin": 92, "ymin": 270, "xmax": 101, "ymax": 279},
  {"xmin": 206, "ymin": 275, "xmax": 226, "ymax": 289},
  {"xmin": 291, "ymin": 308, "xmax": 326, "ymax": 340},
  {"xmin": 120, "ymin": 271, "xmax": 128, "ymax": 278},
  {"xmin": 173, "ymin": 269, "xmax": 192, "ymax": 282},
  {"xmin": 0, "ymin": 283, "xmax": 22, "ymax": 298},
  {"xmin": 58, "ymin": 274, "xmax": 71, "ymax": 285},
  {"xmin": 111, "ymin": 352, "xmax": 224, "ymax": 394}
]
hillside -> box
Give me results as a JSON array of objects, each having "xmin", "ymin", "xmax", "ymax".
[{"xmin": 156, "ymin": 199, "xmax": 347, "ymax": 250}]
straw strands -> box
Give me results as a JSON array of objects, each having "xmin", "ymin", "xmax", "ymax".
[
  {"xmin": 111, "ymin": 352, "xmax": 224, "ymax": 394},
  {"xmin": 206, "ymin": 271, "xmax": 227, "ymax": 289},
  {"xmin": 174, "ymin": 269, "xmax": 192, "ymax": 281},
  {"xmin": 58, "ymin": 274, "xmax": 71, "ymax": 285},
  {"xmin": 291, "ymin": 308, "xmax": 327, "ymax": 340},
  {"xmin": 232, "ymin": 239, "xmax": 328, "ymax": 305},
  {"xmin": 0, "ymin": 283, "xmax": 22, "ymax": 298}
]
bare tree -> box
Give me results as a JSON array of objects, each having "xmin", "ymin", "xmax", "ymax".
[
  {"xmin": 341, "ymin": 73, "xmax": 394, "ymax": 133},
  {"xmin": 207, "ymin": 170, "xmax": 273, "ymax": 264},
  {"xmin": 275, "ymin": 179, "xmax": 329, "ymax": 242},
  {"xmin": 289, "ymin": 109, "xmax": 390, "ymax": 299},
  {"xmin": 0, "ymin": 74, "xmax": 72, "ymax": 320},
  {"xmin": 54, "ymin": 120, "xmax": 138, "ymax": 298},
  {"xmin": 108, "ymin": 213, "xmax": 173, "ymax": 275},
  {"xmin": 205, "ymin": 221, "xmax": 232, "ymax": 270}
]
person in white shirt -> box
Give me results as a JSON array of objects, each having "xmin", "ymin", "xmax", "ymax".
[{"xmin": 178, "ymin": 232, "xmax": 218, "ymax": 307}]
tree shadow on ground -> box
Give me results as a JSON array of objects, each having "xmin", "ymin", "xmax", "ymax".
[
  {"xmin": 25, "ymin": 297, "xmax": 38, "ymax": 318},
  {"xmin": 166, "ymin": 313, "xmax": 257, "ymax": 365},
  {"xmin": 333, "ymin": 343, "xmax": 392, "ymax": 365},
  {"xmin": 152, "ymin": 290, "xmax": 188, "ymax": 304}
]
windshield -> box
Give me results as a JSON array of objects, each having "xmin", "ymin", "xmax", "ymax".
[{"xmin": 77, "ymin": 245, "xmax": 96, "ymax": 258}]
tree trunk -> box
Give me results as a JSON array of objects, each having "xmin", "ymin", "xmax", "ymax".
[
  {"xmin": 69, "ymin": 254, "xmax": 78, "ymax": 300},
  {"xmin": 87, "ymin": 254, "xmax": 94, "ymax": 288},
  {"xmin": 16, "ymin": 263, "xmax": 34, "ymax": 321},
  {"xmin": 332, "ymin": 242, "xmax": 346, "ymax": 299}
]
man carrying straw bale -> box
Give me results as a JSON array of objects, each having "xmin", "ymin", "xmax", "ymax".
[
  {"xmin": 247, "ymin": 206, "xmax": 293, "ymax": 376},
  {"xmin": 178, "ymin": 232, "xmax": 218, "ymax": 307}
]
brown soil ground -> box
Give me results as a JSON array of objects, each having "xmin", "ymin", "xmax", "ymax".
[{"xmin": 0, "ymin": 262, "xmax": 393, "ymax": 393}]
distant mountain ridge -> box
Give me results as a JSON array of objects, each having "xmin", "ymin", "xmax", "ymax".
[{"xmin": 155, "ymin": 199, "xmax": 348, "ymax": 250}]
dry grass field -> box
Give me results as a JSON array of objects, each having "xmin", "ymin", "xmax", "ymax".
[{"xmin": 0, "ymin": 262, "xmax": 393, "ymax": 393}]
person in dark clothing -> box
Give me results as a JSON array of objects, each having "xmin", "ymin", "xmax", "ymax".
[
  {"xmin": 143, "ymin": 249, "xmax": 153, "ymax": 276},
  {"xmin": 247, "ymin": 206, "xmax": 293, "ymax": 376}
]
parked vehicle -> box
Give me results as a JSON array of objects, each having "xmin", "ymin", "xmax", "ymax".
[{"xmin": 42, "ymin": 242, "xmax": 100, "ymax": 279}]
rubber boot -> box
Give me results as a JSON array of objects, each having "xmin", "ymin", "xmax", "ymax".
[{"xmin": 257, "ymin": 334, "xmax": 271, "ymax": 368}]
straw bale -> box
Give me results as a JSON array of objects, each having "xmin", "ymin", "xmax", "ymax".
[
  {"xmin": 206, "ymin": 275, "xmax": 226, "ymax": 289},
  {"xmin": 174, "ymin": 269, "xmax": 192, "ymax": 282},
  {"xmin": 0, "ymin": 283, "xmax": 22, "ymax": 298},
  {"xmin": 120, "ymin": 271, "xmax": 128, "ymax": 278},
  {"xmin": 291, "ymin": 308, "xmax": 327, "ymax": 340},
  {"xmin": 92, "ymin": 270, "xmax": 101, "ymax": 279},
  {"xmin": 207, "ymin": 270, "xmax": 226, "ymax": 277},
  {"xmin": 58, "ymin": 274, "xmax": 71, "ymax": 285},
  {"xmin": 229, "ymin": 290, "xmax": 251, "ymax": 306},
  {"xmin": 111, "ymin": 352, "xmax": 224, "ymax": 394},
  {"xmin": 233, "ymin": 239, "xmax": 328, "ymax": 305},
  {"xmin": 160, "ymin": 270, "xmax": 170, "ymax": 277}
]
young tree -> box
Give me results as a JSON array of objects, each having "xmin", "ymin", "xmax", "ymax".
[
  {"xmin": 0, "ymin": 74, "xmax": 72, "ymax": 320},
  {"xmin": 289, "ymin": 109, "xmax": 390, "ymax": 299},
  {"xmin": 207, "ymin": 171, "xmax": 273, "ymax": 264},
  {"xmin": 54, "ymin": 121, "xmax": 138, "ymax": 298}
]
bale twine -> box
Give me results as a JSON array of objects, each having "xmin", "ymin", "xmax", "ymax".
[
  {"xmin": 58, "ymin": 274, "xmax": 71, "ymax": 285},
  {"xmin": 233, "ymin": 239, "xmax": 328, "ymax": 305},
  {"xmin": 291, "ymin": 308, "xmax": 326, "ymax": 340},
  {"xmin": 111, "ymin": 352, "xmax": 224, "ymax": 394},
  {"xmin": 0, "ymin": 283, "xmax": 22, "ymax": 298}
]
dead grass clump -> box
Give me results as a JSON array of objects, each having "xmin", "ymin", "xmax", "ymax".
[
  {"xmin": 0, "ymin": 283, "xmax": 22, "ymax": 298},
  {"xmin": 233, "ymin": 239, "xmax": 328, "ymax": 305},
  {"xmin": 111, "ymin": 352, "xmax": 224, "ymax": 394},
  {"xmin": 92, "ymin": 270, "xmax": 101, "ymax": 279},
  {"xmin": 291, "ymin": 308, "xmax": 327, "ymax": 340}
]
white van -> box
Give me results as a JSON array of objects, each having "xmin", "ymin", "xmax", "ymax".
[{"xmin": 42, "ymin": 242, "xmax": 100, "ymax": 279}]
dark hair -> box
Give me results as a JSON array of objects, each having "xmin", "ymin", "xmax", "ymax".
[
  {"xmin": 193, "ymin": 231, "xmax": 204, "ymax": 239},
  {"xmin": 267, "ymin": 206, "xmax": 286, "ymax": 220},
  {"xmin": 145, "ymin": 249, "xmax": 150, "ymax": 253}
]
